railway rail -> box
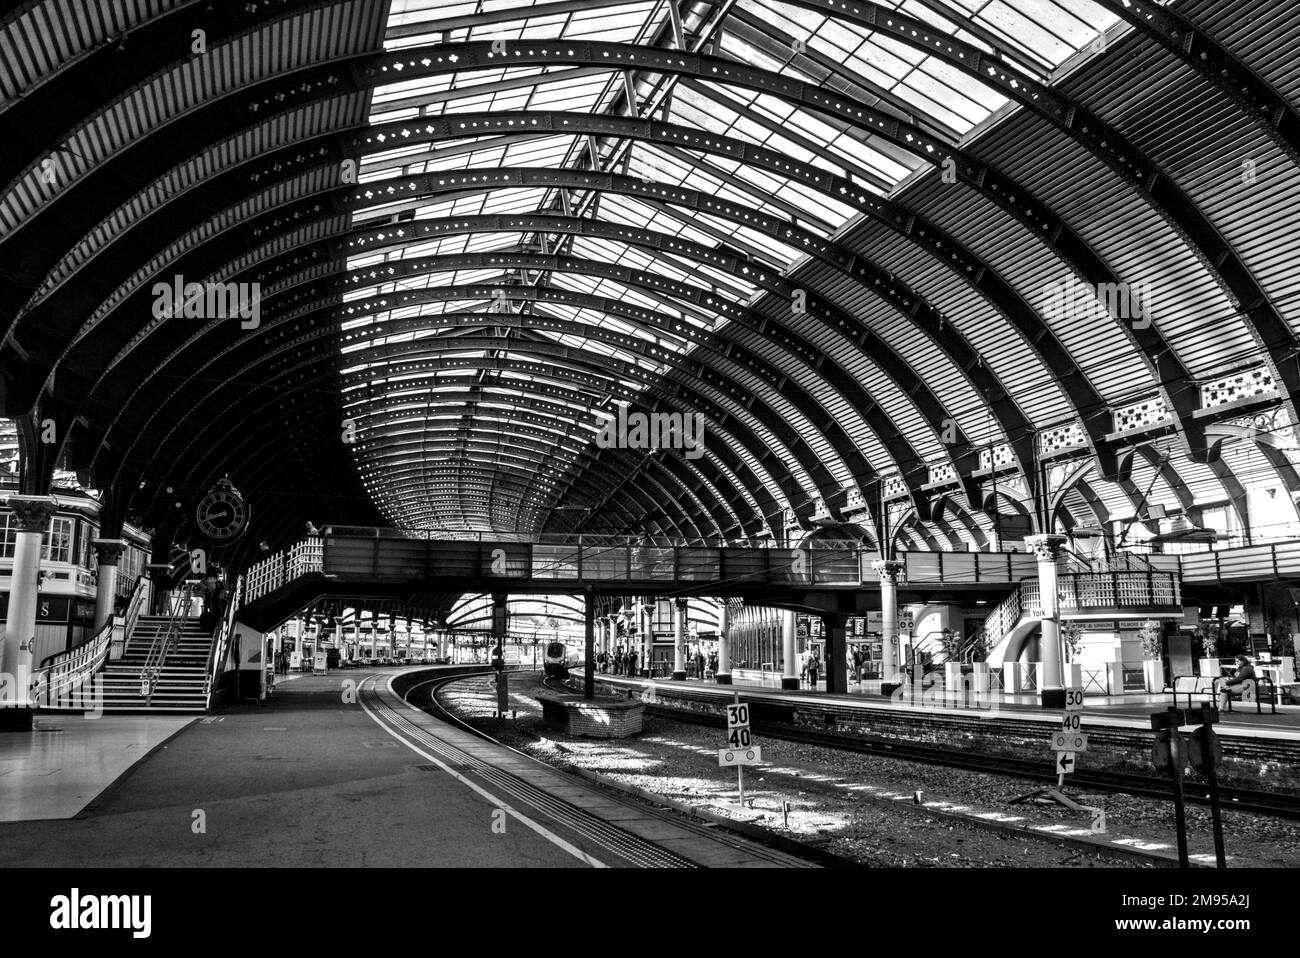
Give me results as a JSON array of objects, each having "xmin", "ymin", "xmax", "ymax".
[{"xmin": 631, "ymin": 699, "xmax": 1300, "ymax": 821}]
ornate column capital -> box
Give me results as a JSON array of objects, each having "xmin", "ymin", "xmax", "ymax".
[
  {"xmin": 871, "ymin": 558, "xmax": 905, "ymax": 583},
  {"xmin": 1024, "ymin": 534, "xmax": 1068, "ymax": 562},
  {"xmin": 5, "ymin": 495, "xmax": 59, "ymax": 532},
  {"xmin": 93, "ymin": 538, "xmax": 128, "ymax": 566}
]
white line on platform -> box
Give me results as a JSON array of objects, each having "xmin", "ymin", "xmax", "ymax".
[{"xmin": 358, "ymin": 677, "xmax": 607, "ymax": 869}]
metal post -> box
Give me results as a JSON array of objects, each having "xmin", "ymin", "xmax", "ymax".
[
  {"xmin": 584, "ymin": 586, "xmax": 595, "ymax": 700},
  {"xmin": 1202, "ymin": 721, "xmax": 1227, "ymax": 869}
]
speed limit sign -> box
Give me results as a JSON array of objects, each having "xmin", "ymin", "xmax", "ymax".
[
  {"xmin": 726, "ymin": 703, "xmax": 750, "ymax": 729},
  {"xmin": 726, "ymin": 702, "xmax": 751, "ymax": 748},
  {"xmin": 1065, "ymin": 688, "xmax": 1085, "ymax": 711}
]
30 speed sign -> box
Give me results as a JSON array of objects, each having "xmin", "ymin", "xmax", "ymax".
[{"xmin": 726, "ymin": 703, "xmax": 750, "ymax": 728}]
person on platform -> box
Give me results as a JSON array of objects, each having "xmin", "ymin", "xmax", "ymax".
[
  {"xmin": 1218, "ymin": 655, "xmax": 1257, "ymax": 709},
  {"xmin": 625, "ymin": 648, "xmax": 637, "ymax": 677},
  {"xmin": 806, "ymin": 651, "xmax": 820, "ymax": 689}
]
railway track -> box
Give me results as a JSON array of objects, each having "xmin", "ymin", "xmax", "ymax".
[{"xmin": 639, "ymin": 701, "xmax": 1300, "ymax": 821}]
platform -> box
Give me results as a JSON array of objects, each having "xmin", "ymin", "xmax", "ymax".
[
  {"xmin": 0, "ymin": 667, "xmax": 813, "ymax": 868},
  {"xmin": 596, "ymin": 673, "xmax": 1300, "ymax": 740}
]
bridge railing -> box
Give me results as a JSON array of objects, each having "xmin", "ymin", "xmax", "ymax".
[
  {"xmin": 1019, "ymin": 570, "xmax": 1181, "ymax": 613},
  {"xmin": 240, "ymin": 530, "xmax": 1300, "ymax": 604},
  {"xmin": 1174, "ymin": 539, "xmax": 1300, "ymax": 583},
  {"xmin": 895, "ymin": 550, "xmax": 1038, "ymax": 584},
  {"xmin": 315, "ymin": 535, "xmax": 865, "ymax": 587},
  {"xmin": 245, "ymin": 536, "xmax": 324, "ymax": 603}
]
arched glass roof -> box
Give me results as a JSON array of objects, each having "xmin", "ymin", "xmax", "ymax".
[{"xmin": 2, "ymin": 0, "xmax": 1298, "ymax": 560}]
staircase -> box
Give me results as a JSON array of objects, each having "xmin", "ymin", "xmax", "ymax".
[
  {"xmin": 99, "ymin": 615, "xmax": 214, "ymax": 713},
  {"xmin": 984, "ymin": 554, "xmax": 1183, "ymax": 666}
]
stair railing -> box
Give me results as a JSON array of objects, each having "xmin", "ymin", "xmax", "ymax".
[
  {"xmin": 981, "ymin": 583, "xmax": 1024, "ymax": 653},
  {"xmin": 203, "ymin": 574, "xmax": 243, "ymax": 710},
  {"xmin": 141, "ymin": 581, "xmax": 194, "ymax": 706},
  {"xmin": 32, "ymin": 574, "xmax": 148, "ymax": 709},
  {"xmin": 121, "ymin": 573, "xmax": 149, "ymax": 656}
]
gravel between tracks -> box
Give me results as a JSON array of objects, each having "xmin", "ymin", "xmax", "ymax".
[{"xmin": 435, "ymin": 671, "xmax": 1300, "ymax": 868}]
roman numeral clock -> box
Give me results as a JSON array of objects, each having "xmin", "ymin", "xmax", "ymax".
[{"xmin": 195, "ymin": 477, "xmax": 249, "ymax": 541}]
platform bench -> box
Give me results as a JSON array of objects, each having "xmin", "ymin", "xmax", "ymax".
[
  {"xmin": 1222, "ymin": 676, "xmax": 1278, "ymax": 715},
  {"xmin": 1165, "ymin": 675, "xmax": 1218, "ymax": 710}
]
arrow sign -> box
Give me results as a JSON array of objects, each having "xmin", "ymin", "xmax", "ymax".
[{"xmin": 1056, "ymin": 751, "xmax": 1076, "ymax": 775}]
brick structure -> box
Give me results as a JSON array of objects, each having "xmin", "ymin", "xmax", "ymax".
[{"xmin": 539, "ymin": 694, "xmax": 645, "ymax": 738}]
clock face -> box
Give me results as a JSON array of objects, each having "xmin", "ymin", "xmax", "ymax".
[{"xmin": 196, "ymin": 489, "xmax": 249, "ymax": 540}]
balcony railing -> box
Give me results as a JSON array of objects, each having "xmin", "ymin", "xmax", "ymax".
[{"xmin": 1020, "ymin": 570, "xmax": 1181, "ymax": 613}]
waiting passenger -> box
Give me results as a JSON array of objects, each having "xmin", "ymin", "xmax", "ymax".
[{"xmin": 1218, "ymin": 655, "xmax": 1257, "ymax": 709}]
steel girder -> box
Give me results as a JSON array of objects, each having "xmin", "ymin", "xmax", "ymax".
[
  {"xmin": 358, "ymin": 434, "xmax": 722, "ymax": 538},
  {"xmin": 113, "ymin": 308, "xmax": 784, "ymax": 538},
  {"xmin": 5, "ymin": 5, "xmax": 1289, "ymax": 545},
  {"xmin": 294, "ymin": 290, "xmax": 862, "ymax": 516},
  {"xmin": 344, "ymin": 113, "xmax": 1105, "ymax": 474},
  {"xmin": 274, "ymin": 256, "xmax": 909, "ymax": 494},
  {"xmin": 58, "ymin": 102, "xmax": 1086, "ymax": 496},
  {"xmin": 1086, "ymin": 0, "xmax": 1300, "ymax": 168},
  {"xmin": 128, "ymin": 332, "xmax": 804, "ymax": 533},
  {"xmin": 86, "ymin": 217, "xmax": 878, "ymax": 522},
  {"xmin": 345, "ymin": 349, "xmax": 819, "ymax": 520},
  {"xmin": 760, "ymin": 0, "xmax": 1300, "ymax": 434},
  {"xmin": 347, "ymin": 41, "xmax": 1232, "ymax": 466},
  {"xmin": 334, "ymin": 331, "xmax": 842, "ymax": 510},
  {"xmin": 348, "ymin": 388, "xmax": 763, "ymax": 535},
  {"xmin": 335, "ymin": 169, "xmax": 993, "ymax": 487}
]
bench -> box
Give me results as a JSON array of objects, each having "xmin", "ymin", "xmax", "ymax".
[
  {"xmin": 1165, "ymin": 675, "xmax": 1218, "ymax": 710},
  {"xmin": 1220, "ymin": 675, "xmax": 1278, "ymax": 715}
]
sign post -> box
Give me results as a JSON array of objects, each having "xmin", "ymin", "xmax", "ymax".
[
  {"xmin": 718, "ymin": 693, "xmax": 761, "ymax": 806},
  {"xmin": 1012, "ymin": 688, "xmax": 1103, "ymax": 831},
  {"xmin": 1153, "ymin": 704, "xmax": 1224, "ymax": 869}
]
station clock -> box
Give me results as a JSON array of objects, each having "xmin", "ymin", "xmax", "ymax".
[{"xmin": 195, "ymin": 477, "xmax": 249, "ymax": 541}]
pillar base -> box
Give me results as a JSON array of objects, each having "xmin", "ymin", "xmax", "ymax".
[
  {"xmin": 1040, "ymin": 687, "xmax": 1067, "ymax": 709},
  {"xmin": 714, "ymin": 672, "xmax": 732, "ymax": 685},
  {"xmin": 671, "ymin": 670, "xmax": 686, "ymax": 681},
  {"xmin": 0, "ymin": 708, "xmax": 35, "ymax": 732},
  {"xmin": 781, "ymin": 677, "xmax": 799, "ymax": 690}
]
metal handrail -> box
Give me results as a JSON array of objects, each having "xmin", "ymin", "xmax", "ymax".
[
  {"xmin": 141, "ymin": 581, "xmax": 194, "ymax": 706},
  {"xmin": 203, "ymin": 574, "xmax": 242, "ymax": 709},
  {"xmin": 32, "ymin": 574, "xmax": 148, "ymax": 708},
  {"xmin": 122, "ymin": 573, "xmax": 149, "ymax": 655}
]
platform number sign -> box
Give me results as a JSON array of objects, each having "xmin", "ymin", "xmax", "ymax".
[{"xmin": 726, "ymin": 702, "xmax": 751, "ymax": 748}]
